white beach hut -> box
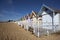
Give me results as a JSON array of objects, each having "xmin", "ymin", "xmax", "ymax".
[{"xmin": 40, "ymin": 4, "xmax": 60, "ymax": 34}]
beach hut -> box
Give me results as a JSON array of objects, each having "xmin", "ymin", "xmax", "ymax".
[
  {"xmin": 40, "ymin": 4, "xmax": 60, "ymax": 35},
  {"xmin": 29, "ymin": 11, "xmax": 38, "ymax": 33}
]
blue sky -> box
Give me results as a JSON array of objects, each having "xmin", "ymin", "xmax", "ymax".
[{"xmin": 0, "ymin": 0, "xmax": 60, "ymax": 21}]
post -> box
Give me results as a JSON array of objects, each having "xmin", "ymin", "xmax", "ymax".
[
  {"xmin": 26, "ymin": 20, "xmax": 28, "ymax": 31},
  {"xmin": 47, "ymin": 30, "xmax": 49, "ymax": 36},
  {"xmin": 33, "ymin": 21, "xmax": 35, "ymax": 34},
  {"xmin": 53, "ymin": 12, "xmax": 55, "ymax": 32},
  {"xmin": 37, "ymin": 20, "xmax": 40, "ymax": 37},
  {"xmin": 37, "ymin": 27, "xmax": 40, "ymax": 37},
  {"xmin": 26, "ymin": 25, "xmax": 28, "ymax": 31},
  {"xmin": 33, "ymin": 27, "xmax": 35, "ymax": 34},
  {"xmin": 38, "ymin": 31, "xmax": 39, "ymax": 37}
]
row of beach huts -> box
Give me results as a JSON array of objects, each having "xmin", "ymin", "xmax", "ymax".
[{"xmin": 15, "ymin": 4, "xmax": 60, "ymax": 37}]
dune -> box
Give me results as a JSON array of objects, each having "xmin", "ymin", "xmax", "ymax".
[{"xmin": 0, "ymin": 22, "xmax": 60, "ymax": 40}]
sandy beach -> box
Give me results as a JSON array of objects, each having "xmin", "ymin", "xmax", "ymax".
[{"xmin": 0, "ymin": 22, "xmax": 60, "ymax": 40}]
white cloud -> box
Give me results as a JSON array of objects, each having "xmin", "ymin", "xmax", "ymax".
[
  {"xmin": 2, "ymin": 10, "xmax": 20, "ymax": 16},
  {"xmin": 2, "ymin": 10, "xmax": 9, "ymax": 14}
]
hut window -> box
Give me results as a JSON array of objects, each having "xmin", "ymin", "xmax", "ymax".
[
  {"xmin": 39, "ymin": 19, "xmax": 42, "ymax": 20},
  {"xmin": 55, "ymin": 12, "xmax": 57, "ymax": 15},
  {"xmin": 46, "ymin": 9, "xmax": 53, "ymax": 17}
]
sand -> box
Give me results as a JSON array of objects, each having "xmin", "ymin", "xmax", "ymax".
[{"xmin": 0, "ymin": 22, "xmax": 60, "ymax": 40}]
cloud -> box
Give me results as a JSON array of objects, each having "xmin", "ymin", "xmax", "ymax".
[
  {"xmin": 2, "ymin": 10, "xmax": 9, "ymax": 14},
  {"xmin": 2, "ymin": 10, "xmax": 20, "ymax": 16},
  {"xmin": 0, "ymin": 10, "xmax": 21, "ymax": 20},
  {"xmin": 0, "ymin": 13, "xmax": 4, "ymax": 17},
  {"xmin": 7, "ymin": 0, "xmax": 13, "ymax": 4}
]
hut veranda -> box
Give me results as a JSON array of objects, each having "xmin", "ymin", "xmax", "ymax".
[{"xmin": 15, "ymin": 4, "xmax": 60, "ymax": 37}]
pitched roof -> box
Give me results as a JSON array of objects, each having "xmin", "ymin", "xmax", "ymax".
[
  {"xmin": 31, "ymin": 10, "xmax": 38, "ymax": 15},
  {"xmin": 41, "ymin": 4, "xmax": 60, "ymax": 13}
]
